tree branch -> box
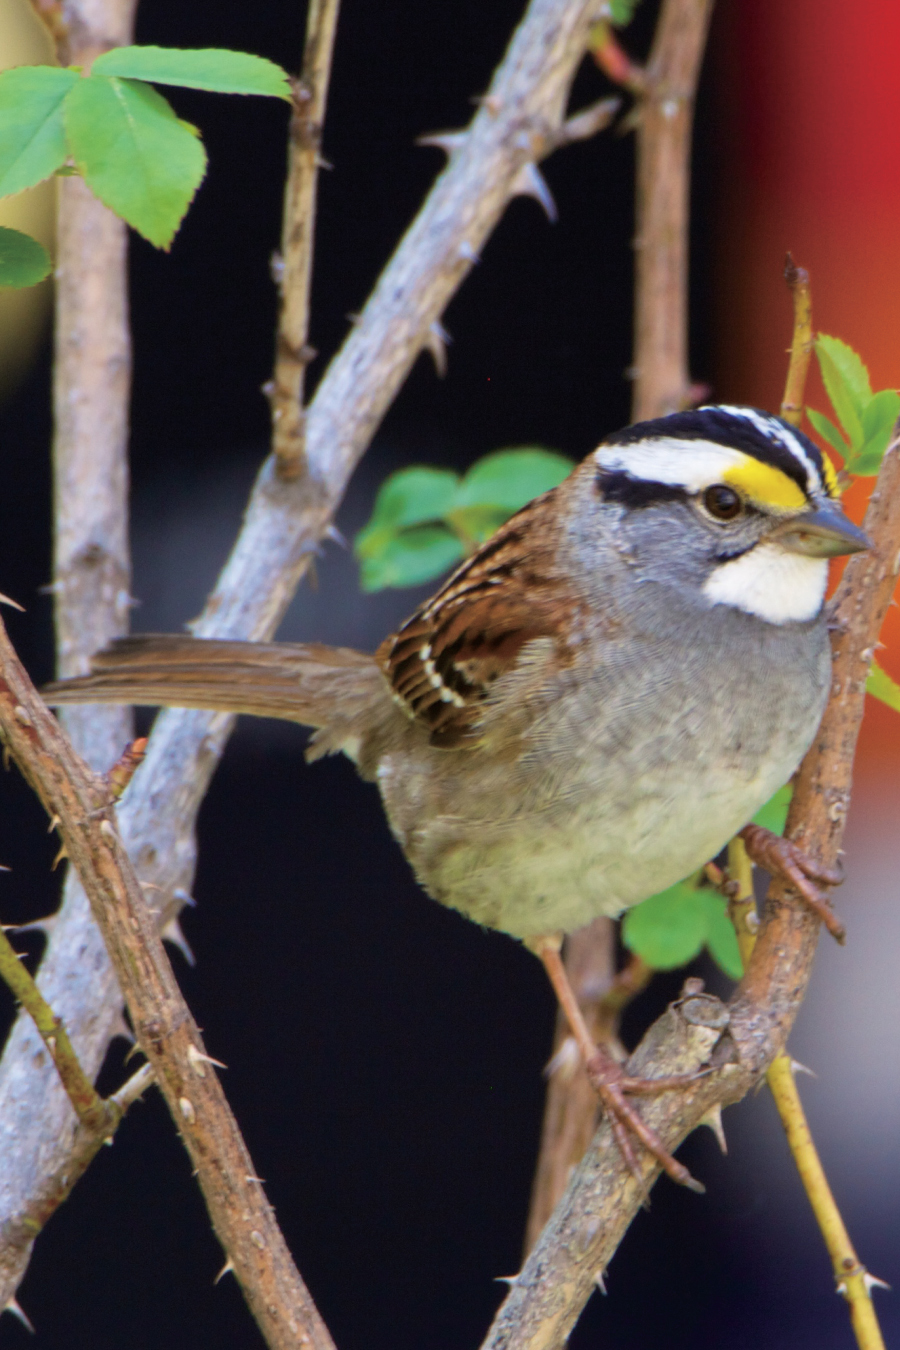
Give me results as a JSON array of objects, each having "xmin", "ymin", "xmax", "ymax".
[
  {"xmin": 270, "ymin": 0, "xmax": 342, "ymax": 479},
  {"xmin": 0, "ymin": 0, "xmax": 615, "ymax": 1307},
  {"xmin": 480, "ymin": 432, "xmax": 900, "ymax": 1348},
  {"xmin": 632, "ymin": 0, "xmax": 714, "ymax": 420},
  {"xmin": 0, "ymin": 617, "xmax": 336, "ymax": 1350}
]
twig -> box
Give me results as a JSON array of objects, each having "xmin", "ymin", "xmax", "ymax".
[
  {"xmin": 0, "ymin": 0, "xmax": 619, "ymax": 1306},
  {"xmin": 727, "ymin": 841, "xmax": 887, "ymax": 1350},
  {"xmin": 780, "ymin": 255, "xmax": 813, "ymax": 427},
  {"xmin": 480, "ymin": 432, "xmax": 900, "ymax": 1348},
  {"xmin": 0, "ymin": 618, "xmax": 336, "ymax": 1350},
  {"xmin": 271, "ymin": 0, "xmax": 342, "ymax": 479},
  {"xmin": 0, "ymin": 925, "xmax": 115, "ymax": 1137},
  {"xmin": 632, "ymin": 0, "xmax": 715, "ymax": 420}
]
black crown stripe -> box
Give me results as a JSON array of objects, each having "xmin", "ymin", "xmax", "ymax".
[{"xmin": 605, "ymin": 407, "xmax": 821, "ymax": 496}]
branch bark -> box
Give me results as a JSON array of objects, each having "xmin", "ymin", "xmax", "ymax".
[
  {"xmin": 270, "ymin": 0, "xmax": 342, "ymax": 479},
  {"xmin": 0, "ymin": 0, "xmax": 137, "ymax": 1306},
  {"xmin": 0, "ymin": 0, "xmax": 613, "ymax": 1307},
  {"xmin": 480, "ymin": 433, "xmax": 900, "ymax": 1348},
  {"xmin": 632, "ymin": 0, "xmax": 714, "ymax": 420},
  {"xmin": 0, "ymin": 617, "xmax": 336, "ymax": 1350}
]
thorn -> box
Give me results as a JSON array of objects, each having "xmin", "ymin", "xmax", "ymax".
[
  {"xmin": 269, "ymin": 251, "xmax": 284, "ymax": 286},
  {"xmin": 51, "ymin": 843, "xmax": 68, "ymax": 870},
  {"xmin": 162, "ymin": 918, "xmax": 195, "ymax": 967},
  {"xmin": 510, "ymin": 163, "xmax": 557, "ymax": 221},
  {"xmin": 324, "ymin": 523, "xmax": 347, "ymax": 548},
  {"xmin": 4, "ymin": 1297, "xmax": 34, "ymax": 1332},
  {"xmin": 424, "ymin": 320, "xmax": 451, "ymax": 377},
  {"xmin": 789, "ymin": 1058, "xmax": 817, "ymax": 1079},
  {"xmin": 544, "ymin": 1034, "xmax": 580, "ymax": 1080},
  {"xmin": 416, "ymin": 130, "xmax": 467, "ymax": 157},
  {"xmin": 594, "ymin": 1268, "xmax": 608, "ymax": 1295},
  {"xmin": 179, "ymin": 1096, "xmax": 196, "ymax": 1123},
  {"xmin": 458, "ymin": 241, "xmax": 480, "ymax": 264},
  {"xmin": 9, "ymin": 914, "xmax": 56, "ymax": 939},
  {"xmin": 173, "ymin": 887, "xmax": 196, "ymax": 909},
  {"xmin": 214, "ymin": 1257, "xmax": 235, "ymax": 1285},
  {"xmin": 245, "ymin": 1174, "xmax": 265, "ymax": 1184},
  {"xmin": 475, "ymin": 93, "xmax": 502, "ymax": 115},
  {"xmin": 188, "ymin": 1043, "xmax": 227, "ymax": 1075},
  {"xmin": 697, "ymin": 1104, "xmax": 727, "ymax": 1154},
  {"xmin": 0, "ymin": 592, "xmax": 25, "ymax": 613},
  {"xmin": 864, "ymin": 1273, "xmax": 891, "ymax": 1294},
  {"xmin": 99, "ymin": 819, "xmax": 116, "ymax": 840},
  {"xmin": 315, "ymin": 154, "xmax": 332, "ymax": 170},
  {"xmin": 494, "ymin": 1273, "xmax": 520, "ymax": 1287}
]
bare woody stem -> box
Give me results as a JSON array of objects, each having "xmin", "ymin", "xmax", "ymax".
[
  {"xmin": 780, "ymin": 255, "xmax": 813, "ymax": 427},
  {"xmin": 271, "ymin": 0, "xmax": 341, "ymax": 479},
  {"xmin": 481, "ymin": 433, "xmax": 900, "ymax": 1349},
  {"xmin": 632, "ymin": 0, "xmax": 714, "ymax": 420},
  {"xmin": 0, "ymin": 621, "xmax": 336, "ymax": 1350}
]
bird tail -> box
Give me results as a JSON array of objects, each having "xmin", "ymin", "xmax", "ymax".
[{"xmin": 43, "ymin": 634, "xmax": 388, "ymax": 759}]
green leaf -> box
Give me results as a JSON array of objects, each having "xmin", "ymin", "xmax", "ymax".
[
  {"xmin": 454, "ymin": 448, "xmax": 573, "ymax": 513},
  {"xmin": 64, "ymin": 75, "xmax": 207, "ymax": 249},
  {"xmin": 608, "ymin": 0, "xmax": 642, "ymax": 24},
  {"xmin": 698, "ymin": 890, "xmax": 743, "ymax": 978},
  {"xmin": 852, "ymin": 389, "xmax": 900, "ymax": 475},
  {"xmin": 360, "ymin": 467, "xmax": 460, "ymax": 534},
  {"xmin": 751, "ymin": 783, "xmax": 792, "ymax": 835},
  {"xmin": 815, "ymin": 335, "xmax": 871, "ymax": 449},
  {"xmin": 0, "ymin": 226, "xmax": 51, "ymax": 288},
  {"xmin": 358, "ymin": 525, "xmax": 465, "ymax": 592},
  {"xmin": 92, "ymin": 46, "xmax": 291, "ymax": 100},
  {"xmin": 866, "ymin": 660, "xmax": 900, "ymax": 714},
  {"xmin": 0, "ymin": 66, "xmax": 78, "ymax": 197},
  {"xmin": 806, "ymin": 407, "xmax": 848, "ymax": 462},
  {"xmin": 445, "ymin": 504, "xmax": 511, "ymax": 546},
  {"xmin": 621, "ymin": 880, "xmax": 710, "ymax": 970}
]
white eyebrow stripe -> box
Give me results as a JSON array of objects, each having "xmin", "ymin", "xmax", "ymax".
[
  {"xmin": 593, "ymin": 438, "xmax": 754, "ymax": 493},
  {"xmin": 708, "ymin": 405, "xmax": 822, "ymax": 493}
]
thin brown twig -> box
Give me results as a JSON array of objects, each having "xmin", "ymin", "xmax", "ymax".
[
  {"xmin": 632, "ymin": 0, "xmax": 715, "ymax": 420},
  {"xmin": 0, "ymin": 0, "xmax": 620, "ymax": 1307},
  {"xmin": 0, "ymin": 619, "xmax": 336, "ymax": 1350},
  {"xmin": 780, "ymin": 254, "xmax": 813, "ymax": 427},
  {"xmin": 271, "ymin": 0, "xmax": 342, "ymax": 479},
  {"xmin": 480, "ymin": 430, "xmax": 900, "ymax": 1349}
]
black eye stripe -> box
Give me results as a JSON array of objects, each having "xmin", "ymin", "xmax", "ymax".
[{"xmin": 597, "ymin": 470, "xmax": 688, "ymax": 509}]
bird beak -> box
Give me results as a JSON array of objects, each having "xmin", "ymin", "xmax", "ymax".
[{"xmin": 772, "ymin": 503, "xmax": 871, "ymax": 558}]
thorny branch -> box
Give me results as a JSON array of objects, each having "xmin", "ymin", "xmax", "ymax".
[
  {"xmin": 0, "ymin": 616, "xmax": 336, "ymax": 1350},
  {"xmin": 480, "ymin": 433, "xmax": 900, "ymax": 1348},
  {"xmin": 270, "ymin": 0, "xmax": 342, "ymax": 479},
  {"xmin": 0, "ymin": 0, "xmax": 620, "ymax": 1311}
]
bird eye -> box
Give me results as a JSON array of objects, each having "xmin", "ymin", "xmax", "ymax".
[{"xmin": 703, "ymin": 484, "xmax": 742, "ymax": 521}]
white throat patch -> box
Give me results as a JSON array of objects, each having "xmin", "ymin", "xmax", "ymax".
[{"xmin": 702, "ymin": 544, "xmax": 828, "ymax": 624}]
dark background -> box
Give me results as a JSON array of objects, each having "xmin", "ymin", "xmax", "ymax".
[{"xmin": 0, "ymin": 2, "xmax": 898, "ymax": 1347}]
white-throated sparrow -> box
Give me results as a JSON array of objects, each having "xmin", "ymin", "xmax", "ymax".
[{"xmin": 46, "ymin": 405, "xmax": 868, "ymax": 1188}]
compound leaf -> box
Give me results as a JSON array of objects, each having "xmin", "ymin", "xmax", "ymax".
[
  {"xmin": 0, "ymin": 65, "xmax": 78, "ymax": 197},
  {"xmin": 621, "ymin": 880, "xmax": 710, "ymax": 970},
  {"xmin": 0, "ymin": 226, "xmax": 51, "ymax": 288},
  {"xmin": 454, "ymin": 447, "xmax": 573, "ymax": 513},
  {"xmin": 806, "ymin": 407, "xmax": 848, "ymax": 462},
  {"xmin": 815, "ymin": 334, "xmax": 870, "ymax": 448},
  {"xmin": 700, "ymin": 891, "xmax": 743, "ymax": 978},
  {"xmin": 65, "ymin": 75, "xmax": 206, "ymax": 249},
  {"xmin": 852, "ymin": 389, "xmax": 900, "ymax": 475},
  {"xmin": 93, "ymin": 46, "xmax": 291, "ymax": 100}
]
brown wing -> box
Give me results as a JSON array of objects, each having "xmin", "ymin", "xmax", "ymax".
[{"xmin": 376, "ymin": 495, "xmax": 574, "ymax": 748}]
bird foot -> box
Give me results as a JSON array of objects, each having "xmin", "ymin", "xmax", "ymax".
[
  {"xmin": 739, "ymin": 823, "xmax": 845, "ymax": 943},
  {"xmin": 583, "ymin": 1043, "xmax": 707, "ymax": 1195}
]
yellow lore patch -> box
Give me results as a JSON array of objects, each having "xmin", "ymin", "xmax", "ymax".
[
  {"xmin": 721, "ymin": 457, "xmax": 808, "ymax": 513},
  {"xmin": 820, "ymin": 453, "xmax": 840, "ymax": 498}
]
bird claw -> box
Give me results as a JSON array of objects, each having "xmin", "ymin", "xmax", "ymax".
[
  {"xmin": 739, "ymin": 823, "xmax": 845, "ymax": 943},
  {"xmin": 584, "ymin": 1048, "xmax": 707, "ymax": 1193}
]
